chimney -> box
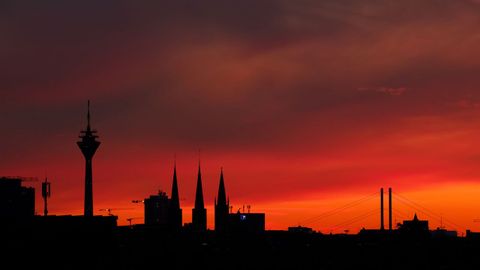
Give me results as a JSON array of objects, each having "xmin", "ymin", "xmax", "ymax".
[
  {"xmin": 389, "ymin": 187, "xmax": 392, "ymax": 231},
  {"xmin": 380, "ymin": 188, "xmax": 384, "ymax": 230}
]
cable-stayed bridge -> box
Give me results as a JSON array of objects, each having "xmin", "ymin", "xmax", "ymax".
[{"xmin": 298, "ymin": 188, "xmax": 466, "ymax": 235}]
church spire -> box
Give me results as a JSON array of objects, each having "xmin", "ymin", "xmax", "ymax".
[
  {"xmin": 217, "ymin": 167, "xmax": 227, "ymax": 206},
  {"xmin": 170, "ymin": 162, "xmax": 180, "ymax": 209},
  {"xmin": 168, "ymin": 161, "xmax": 182, "ymax": 230},
  {"xmin": 215, "ymin": 167, "xmax": 229, "ymax": 232},
  {"xmin": 195, "ymin": 162, "xmax": 204, "ymax": 209},
  {"xmin": 192, "ymin": 156, "xmax": 207, "ymax": 231}
]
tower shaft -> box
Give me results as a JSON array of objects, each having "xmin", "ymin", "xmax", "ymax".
[
  {"xmin": 84, "ymin": 158, "xmax": 93, "ymax": 216},
  {"xmin": 44, "ymin": 196, "xmax": 48, "ymax": 216}
]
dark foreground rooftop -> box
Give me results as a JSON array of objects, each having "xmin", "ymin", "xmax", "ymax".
[{"xmin": 3, "ymin": 217, "xmax": 480, "ymax": 270}]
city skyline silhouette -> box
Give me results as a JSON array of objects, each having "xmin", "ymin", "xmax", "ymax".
[
  {"xmin": 3, "ymin": 1, "xmax": 480, "ymax": 269},
  {"xmin": 3, "ymin": 95, "xmax": 480, "ymax": 232},
  {"xmin": 1, "ymin": 100, "xmax": 477, "ymax": 236}
]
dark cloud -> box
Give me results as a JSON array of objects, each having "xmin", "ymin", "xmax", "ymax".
[
  {"xmin": 358, "ymin": 87, "xmax": 407, "ymax": 96},
  {"xmin": 1, "ymin": 0, "xmax": 479, "ymax": 137}
]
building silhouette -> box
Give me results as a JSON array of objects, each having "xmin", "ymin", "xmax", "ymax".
[
  {"xmin": 77, "ymin": 101, "xmax": 100, "ymax": 217},
  {"xmin": 168, "ymin": 164, "xmax": 182, "ymax": 230},
  {"xmin": 0, "ymin": 177, "xmax": 35, "ymax": 222},
  {"xmin": 398, "ymin": 213, "xmax": 430, "ymax": 238},
  {"xmin": 144, "ymin": 190, "xmax": 170, "ymax": 226},
  {"xmin": 215, "ymin": 168, "xmax": 229, "ymax": 232},
  {"xmin": 143, "ymin": 165, "xmax": 183, "ymax": 229},
  {"xmin": 212, "ymin": 168, "xmax": 265, "ymax": 233},
  {"xmin": 288, "ymin": 226, "xmax": 314, "ymax": 234},
  {"xmin": 192, "ymin": 164, "xmax": 207, "ymax": 231},
  {"xmin": 431, "ymin": 227, "xmax": 457, "ymax": 238},
  {"xmin": 228, "ymin": 212, "xmax": 265, "ymax": 233}
]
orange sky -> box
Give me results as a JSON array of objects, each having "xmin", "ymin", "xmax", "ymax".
[{"xmin": 2, "ymin": 0, "xmax": 480, "ymax": 233}]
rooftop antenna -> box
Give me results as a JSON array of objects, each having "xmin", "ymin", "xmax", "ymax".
[
  {"xmin": 87, "ymin": 100, "xmax": 91, "ymax": 131},
  {"xmin": 41, "ymin": 178, "xmax": 51, "ymax": 216}
]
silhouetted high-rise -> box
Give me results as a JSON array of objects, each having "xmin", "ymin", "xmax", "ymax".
[
  {"xmin": 215, "ymin": 168, "xmax": 229, "ymax": 232},
  {"xmin": 168, "ymin": 164, "xmax": 182, "ymax": 230},
  {"xmin": 0, "ymin": 177, "xmax": 35, "ymax": 222},
  {"xmin": 77, "ymin": 101, "xmax": 100, "ymax": 217},
  {"xmin": 192, "ymin": 164, "xmax": 207, "ymax": 231},
  {"xmin": 144, "ymin": 191, "xmax": 169, "ymax": 225}
]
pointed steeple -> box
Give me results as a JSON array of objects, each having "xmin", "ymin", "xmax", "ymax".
[
  {"xmin": 195, "ymin": 163, "xmax": 205, "ymax": 209},
  {"xmin": 170, "ymin": 162, "xmax": 180, "ymax": 209},
  {"xmin": 167, "ymin": 160, "xmax": 182, "ymax": 230},
  {"xmin": 413, "ymin": 213, "xmax": 418, "ymax": 221},
  {"xmin": 215, "ymin": 167, "xmax": 229, "ymax": 232},
  {"xmin": 217, "ymin": 167, "xmax": 227, "ymax": 206},
  {"xmin": 192, "ymin": 158, "xmax": 207, "ymax": 231}
]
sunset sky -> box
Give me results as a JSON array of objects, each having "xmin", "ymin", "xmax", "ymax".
[{"xmin": 2, "ymin": 0, "xmax": 480, "ymax": 233}]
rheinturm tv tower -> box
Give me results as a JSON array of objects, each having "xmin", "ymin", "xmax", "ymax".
[{"xmin": 77, "ymin": 100, "xmax": 100, "ymax": 217}]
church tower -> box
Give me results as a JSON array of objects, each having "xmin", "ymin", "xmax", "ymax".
[
  {"xmin": 192, "ymin": 163, "xmax": 207, "ymax": 231},
  {"xmin": 168, "ymin": 163, "xmax": 182, "ymax": 230},
  {"xmin": 215, "ymin": 168, "xmax": 229, "ymax": 232}
]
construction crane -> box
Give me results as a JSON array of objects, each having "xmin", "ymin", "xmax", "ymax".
[
  {"xmin": 2, "ymin": 176, "xmax": 39, "ymax": 182},
  {"xmin": 99, "ymin": 208, "xmax": 114, "ymax": 216},
  {"xmin": 99, "ymin": 208, "xmax": 133, "ymax": 216},
  {"xmin": 20, "ymin": 177, "xmax": 39, "ymax": 182},
  {"xmin": 126, "ymin": 217, "xmax": 141, "ymax": 227},
  {"xmin": 131, "ymin": 200, "xmax": 144, "ymax": 204}
]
